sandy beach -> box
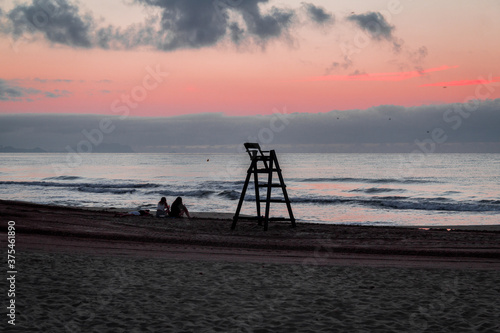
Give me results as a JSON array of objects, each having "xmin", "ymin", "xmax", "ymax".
[{"xmin": 1, "ymin": 199, "xmax": 499, "ymax": 332}]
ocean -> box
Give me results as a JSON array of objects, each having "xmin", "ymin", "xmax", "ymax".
[{"xmin": 1, "ymin": 153, "xmax": 499, "ymax": 227}]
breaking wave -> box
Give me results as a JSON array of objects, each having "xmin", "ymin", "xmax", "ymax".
[
  {"xmin": 296, "ymin": 177, "xmax": 437, "ymax": 184},
  {"xmin": 288, "ymin": 195, "xmax": 500, "ymax": 212}
]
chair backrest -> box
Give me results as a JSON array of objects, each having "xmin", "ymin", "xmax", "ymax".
[{"xmin": 244, "ymin": 142, "xmax": 265, "ymax": 159}]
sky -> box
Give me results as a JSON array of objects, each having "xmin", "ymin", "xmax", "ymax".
[{"xmin": 0, "ymin": 0, "xmax": 499, "ymax": 153}]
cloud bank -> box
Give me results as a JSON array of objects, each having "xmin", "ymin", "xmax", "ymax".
[
  {"xmin": 0, "ymin": 0, "xmax": 308, "ymax": 50},
  {"xmin": 1, "ymin": 99, "xmax": 499, "ymax": 153},
  {"xmin": 1, "ymin": 0, "xmax": 418, "ymax": 55}
]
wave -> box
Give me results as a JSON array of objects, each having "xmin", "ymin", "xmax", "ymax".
[
  {"xmin": 198, "ymin": 180, "xmax": 246, "ymax": 190},
  {"xmin": 170, "ymin": 185, "xmax": 500, "ymax": 213},
  {"xmin": 285, "ymin": 195, "xmax": 500, "ymax": 212},
  {"xmin": 77, "ymin": 186, "xmax": 137, "ymax": 194},
  {"xmin": 3, "ymin": 180, "xmax": 498, "ymax": 213},
  {"xmin": 152, "ymin": 189, "xmax": 216, "ymax": 198},
  {"xmin": 348, "ymin": 187, "xmax": 405, "ymax": 194},
  {"xmin": 0, "ymin": 181, "xmax": 160, "ymax": 194},
  {"xmin": 43, "ymin": 175, "xmax": 83, "ymax": 181},
  {"xmin": 443, "ymin": 190, "xmax": 461, "ymax": 195},
  {"xmin": 217, "ymin": 190, "xmax": 241, "ymax": 200},
  {"xmin": 296, "ymin": 177, "xmax": 437, "ymax": 184},
  {"xmin": 479, "ymin": 199, "xmax": 500, "ymax": 205},
  {"xmin": 1, "ymin": 181, "xmax": 74, "ymax": 188}
]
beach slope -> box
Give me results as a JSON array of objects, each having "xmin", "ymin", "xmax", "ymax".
[{"xmin": 1, "ymin": 200, "xmax": 499, "ymax": 332}]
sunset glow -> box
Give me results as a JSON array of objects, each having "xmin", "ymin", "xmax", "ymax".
[
  {"xmin": 420, "ymin": 76, "xmax": 500, "ymax": 87},
  {"xmin": 1, "ymin": 0, "xmax": 499, "ymax": 117},
  {"xmin": 301, "ymin": 65, "xmax": 459, "ymax": 82}
]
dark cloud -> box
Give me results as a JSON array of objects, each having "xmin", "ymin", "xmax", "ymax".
[
  {"xmin": 133, "ymin": 0, "xmax": 296, "ymax": 49},
  {"xmin": 44, "ymin": 89, "xmax": 72, "ymax": 98},
  {"xmin": 1, "ymin": 0, "xmax": 325, "ymax": 51},
  {"xmin": 1, "ymin": 99, "xmax": 499, "ymax": 153},
  {"xmin": 321, "ymin": 11, "xmax": 427, "ymax": 75},
  {"xmin": 0, "ymin": 79, "xmax": 40, "ymax": 101},
  {"xmin": 237, "ymin": 0, "xmax": 295, "ymax": 41},
  {"xmin": 347, "ymin": 11, "xmax": 405, "ymax": 54},
  {"xmin": 0, "ymin": 79, "xmax": 72, "ymax": 101},
  {"xmin": 0, "ymin": 79, "xmax": 25, "ymax": 100},
  {"xmin": 325, "ymin": 59, "xmax": 352, "ymax": 74},
  {"xmin": 302, "ymin": 2, "xmax": 334, "ymax": 25},
  {"xmin": 228, "ymin": 22, "xmax": 245, "ymax": 44},
  {"xmin": 347, "ymin": 11, "xmax": 394, "ymax": 41},
  {"xmin": 6, "ymin": 0, "xmax": 94, "ymax": 47},
  {"xmin": 135, "ymin": 0, "xmax": 229, "ymax": 50}
]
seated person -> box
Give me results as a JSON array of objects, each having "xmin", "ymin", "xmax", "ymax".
[
  {"xmin": 156, "ymin": 197, "xmax": 170, "ymax": 217},
  {"xmin": 168, "ymin": 197, "xmax": 191, "ymax": 218}
]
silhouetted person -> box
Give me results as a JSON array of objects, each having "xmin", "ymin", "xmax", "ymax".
[
  {"xmin": 156, "ymin": 197, "xmax": 170, "ymax": 217},
  {"xmin": 169, "ymin": 197, "xmax": 191, "ymax": 218}
]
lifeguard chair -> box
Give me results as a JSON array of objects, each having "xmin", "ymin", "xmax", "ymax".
[{"xmin": 232, "ymin": 143, "xmax": 296, "ymax": 231}]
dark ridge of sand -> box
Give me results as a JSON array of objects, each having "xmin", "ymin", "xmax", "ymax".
[{"xmin": 1, "ymin": 199, "xmax": 499, "ymax": 269}]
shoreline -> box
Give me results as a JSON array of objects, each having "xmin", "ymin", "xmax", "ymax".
[
  {"xmin": 4, "ymin": 198, "xmax": 500, "ymax": 231},
  {"xmin": 2, "ymin": 199, "xmax": 499, "ymax": 269}
]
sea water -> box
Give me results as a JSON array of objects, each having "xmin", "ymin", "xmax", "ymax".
[{"xmin": 1, "ymin": 153, "xmax": 499, "ymax": 227}]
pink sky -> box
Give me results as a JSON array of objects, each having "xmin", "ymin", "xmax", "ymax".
[{"xmin": 1, "ymin": 0, "xmax": 499, "ymax": 117}]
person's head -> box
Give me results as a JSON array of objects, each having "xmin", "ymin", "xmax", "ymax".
[
  {"xmin": 159, "ymin": 197, "xmax": 166, "ymax": 204},
  {"xmin": 173, "ymin": 197, "xmax": 182, "ymax": 206}
]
